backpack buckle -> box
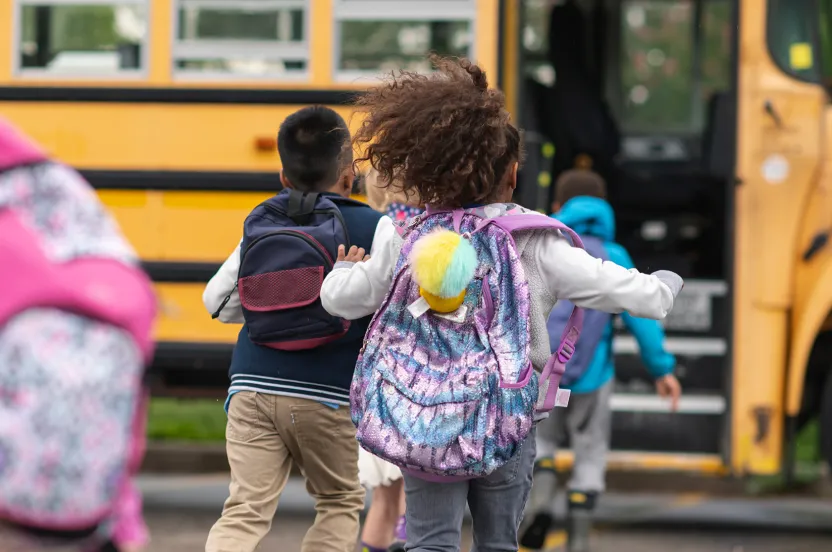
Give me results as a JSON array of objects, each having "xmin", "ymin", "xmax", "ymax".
[{"xmin": 556, "ymin": 342, "xmax": 575, "ymax": 364}]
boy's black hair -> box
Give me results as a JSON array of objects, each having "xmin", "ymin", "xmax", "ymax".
[
  {"xmin": 554, "ymin": 169, "xmax": 607, "ymax": 205},
  {"xmin": 277, "ymin": 106, "xmax": 352, "ymax": 192}
]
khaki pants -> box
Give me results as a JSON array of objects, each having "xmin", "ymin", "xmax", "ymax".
[{"xmin": 206, "ymin": 392, "xmax": 364, "ymax": 552}]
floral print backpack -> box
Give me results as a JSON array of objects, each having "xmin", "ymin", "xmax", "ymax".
[{"xmin": 0, "ymin": 118, "xmax": 156, "ymax": 542}]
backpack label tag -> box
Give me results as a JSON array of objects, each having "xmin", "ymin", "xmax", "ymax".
[
  {"xmin": 555, "ymin": 388, "xmax": 571, "ymax": 407},
  {"xmin": 433, "ymin": 305, "xmax": 468, "ymax": 323},
  {"xmin": 407, "ymin": 297, "xmax": 431, "ymax": 319}
]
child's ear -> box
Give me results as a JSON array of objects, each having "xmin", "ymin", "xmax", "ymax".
[
  {"xmin": 280, "ymin": 171, "xmax": 293, "ymax": 189},
  {"xmin": 339, "ymin": 166, "xmax": 355, "ymax": 198},
  {"xmin": 509, "ymin": 162, "xmax": 519, "ymax": 190}
]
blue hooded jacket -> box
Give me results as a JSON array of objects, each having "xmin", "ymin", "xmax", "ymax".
[{"xmin": 552, "ymin": 196, "xmax": 676, "ymax": 394}]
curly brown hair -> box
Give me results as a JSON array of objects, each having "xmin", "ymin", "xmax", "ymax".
[{"xmin": 352, "ymin": 56, "xmax": 521, "ymax": 208}]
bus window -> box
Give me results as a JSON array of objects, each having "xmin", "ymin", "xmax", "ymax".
[
  {"xmin": 766, "ymin": 0, "xmax": 823, "ymax": 82},
  {"xmin": 173, "ymin": 0, "xmax": 308, "ymax": 78},
  {"xmin": 17, "ymin": 0, "xmax": 147, "ymax": 75},
  {"xmin": 621, "ymin": 1, "xmax": 694, "ymax": 131},
  {"xmin": 697, "ymin": 1, "xmax": 733, "ymax": 114},
  {"xmin": 520, "ymin": 0, "xmax": 732, "ymax": 137},
  {"xmin": 334, "ymin": 0, "xmax": 475, "ymax": 77},
  {"xmin": 521, "ymin": 0, "xmax": 555, "ymax": 86},
  {"xmin": 818, "ymin": 0, "xmax": 832, "ymax": 86},
  {"xmin": 620, "ymin": 0, "xmax": 731, "ymax": 133}
]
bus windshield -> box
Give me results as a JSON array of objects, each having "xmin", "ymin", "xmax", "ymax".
[
  {"xmin": 821, "ymin": 0, "xmax": 832, "ymax": 85},
  {"xmin": 767, "ymin": 0, "xmax": 832, "ymax": 85}
]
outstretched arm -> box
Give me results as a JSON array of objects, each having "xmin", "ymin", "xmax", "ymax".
[
  {"xmin": 536, "ymin": 232, "xmax": 683, "ymax": 319},
  {"xmin": 606, "ymin": 242, "xmax": 677, "ymax": 378}
]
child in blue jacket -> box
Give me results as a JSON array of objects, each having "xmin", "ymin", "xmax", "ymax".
[{"xmin": 520, "ymin": 169, "xmax": 682, "ymax": 552}]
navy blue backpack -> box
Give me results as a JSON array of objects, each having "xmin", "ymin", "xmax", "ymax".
[
  {"xmin": 215, "ymin": 189, "xmax": 361, "ymax": 350},
  {"xmin": 547, "ymin": 234, "xmax": 612, "ymax": 386}
]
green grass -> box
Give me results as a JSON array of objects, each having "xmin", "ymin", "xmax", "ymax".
[
  {"xmin": 795, "ymin": 419, "xmax": 821, "ymax": 464},
  {"xmin": 745, "ymin": 419, "xmax": 825, "ymax": 495},
  {"xmin": 147, "ymin": 398, "xmax": 227, "ymax": 442}
]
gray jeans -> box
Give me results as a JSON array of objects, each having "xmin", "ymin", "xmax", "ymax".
[
  {"xmin": 535, "ymin": 381, "xmax": 612, "ymax": 492},
  {"xmin": 402, "ymin": 429, "xmax": 536, "ymax": 552}
]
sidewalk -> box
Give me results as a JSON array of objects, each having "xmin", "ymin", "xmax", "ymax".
[{"xmin": 137, "ymin": 474, "xmax": 832, "ymax": 533}]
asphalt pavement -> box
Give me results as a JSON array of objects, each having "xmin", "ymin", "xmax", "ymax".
[{"xmin": 139, "ymin": 474, "xmax": 832, "ymax": 551}]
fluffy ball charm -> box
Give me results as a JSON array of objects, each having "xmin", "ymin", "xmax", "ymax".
[{"xmin": 410, "ymin": 230, "xmax": 478, "ymax": 313}]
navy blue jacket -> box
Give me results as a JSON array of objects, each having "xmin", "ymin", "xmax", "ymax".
[{"xmin": 227, "ymin": 193, "xmax": 382, "ymax": 407}]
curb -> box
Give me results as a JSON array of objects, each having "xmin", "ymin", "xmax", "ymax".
[
  {"xmin": 142, "ymin": 442, "xmax": 302, "ymax": 477},
  {"xmin": 140, "ymin": 442, "xmax": 735, "ymax": 493},
  {"xmin": 142, "ymin": 442, "xmax": 229, "ymax": 474},
  {"xmin": 140, "ymin": 442, "xmax": 832, "ymax": 498}
]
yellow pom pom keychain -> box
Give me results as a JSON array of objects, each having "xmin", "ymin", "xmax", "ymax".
[{"xmin": 410, "ymin": 229, "xmax": 478, "ymax": 313}]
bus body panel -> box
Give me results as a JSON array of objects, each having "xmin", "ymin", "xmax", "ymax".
[
  {"xmin": 156, "ymin": 283, "xmax": 240, "ymax": 344},
  {"xmin": 99, "ymin": 190, "xmax": 272, "ymax": 262},
  {"xmin": 0, "ymin": 103, "xmax": 357, "ymax": 171},
  {"xmin": 788, "ymin": 107, "xmax": 832, "ymax": 417},
  {"xmin": 733, "ymin": 0, "xmax": 828, "ymax": 475}
]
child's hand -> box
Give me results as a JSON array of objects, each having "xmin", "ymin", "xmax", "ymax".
[
  {"xmin": 337, "ymin": 245, "xmax": 371, "ymax": 264},
  {"xmin": 652, "ymin": 270, "xmax": 684, "ymax": 299},
  {"xmin": 655, "ymin": 374, "xmax": 682, "ymax": 412}
]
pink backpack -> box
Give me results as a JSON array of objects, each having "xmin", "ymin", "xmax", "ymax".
[{"xmin": 0, "ymin": 118, "xmax": 156, "ymax": 536}]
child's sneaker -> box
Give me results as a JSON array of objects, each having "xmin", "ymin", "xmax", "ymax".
[
  {"xmin": 566, "ymin": 490, "xmax": 597, "ymax": 552},
  {"xmin": 519, "ymin": 459, "xmax": 558, "ymax": 549}
]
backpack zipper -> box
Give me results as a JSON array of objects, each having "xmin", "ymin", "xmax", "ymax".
[{"xmin": 211, "ymin": 282, "xmax": 237, "ymax": 319}]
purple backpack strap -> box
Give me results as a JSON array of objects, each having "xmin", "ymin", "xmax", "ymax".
[
  {"xmin": 422, "ymin": 205, "xmax": 466, "ymax": 232},
  {"xmin": 539, "ymin": 307, "xmax": 583, "ymax": 410},
  {"xmin": 475, "ymin": 214, "xmax": 585, "ymax": 412},
  {"xmin": 475, "ymin": 213, "xmax": 585, "ymax": 248}
]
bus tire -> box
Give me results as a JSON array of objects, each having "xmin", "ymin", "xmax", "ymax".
[{"xmin": 820, "ymin": 370, "xmax": 832, "ymax": 472}]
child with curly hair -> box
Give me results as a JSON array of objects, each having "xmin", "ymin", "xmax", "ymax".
[{"xmin": 320, "ymin": 56, "xmax": 683, "ymax": 551}]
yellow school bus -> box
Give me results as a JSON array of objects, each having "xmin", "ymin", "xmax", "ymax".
[{"xmin": 1, "ymin": 0, "xmax": 831, "ymax": 480}]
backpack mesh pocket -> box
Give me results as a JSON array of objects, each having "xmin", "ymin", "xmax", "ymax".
[{"xmin": 239, "ymin": 266, "xmax": 323, "ymax": 311}]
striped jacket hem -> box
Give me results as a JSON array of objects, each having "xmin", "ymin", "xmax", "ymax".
[{"xmin": 228, "ymin": 373, "xmax": 350, "ymax": 406}]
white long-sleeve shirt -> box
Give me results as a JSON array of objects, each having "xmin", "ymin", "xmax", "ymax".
[
  {"xmin": 203, "ymin": 241, "xmax": 244, "ymax": 324},
  {"xmin": 321, "ymin": 213, "xmax": 681, "ymax": 373}
]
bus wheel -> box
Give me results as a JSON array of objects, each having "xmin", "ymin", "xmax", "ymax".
[{"xmin": 821, "ymin": 371, "xmax": 832, "ymax": 472}]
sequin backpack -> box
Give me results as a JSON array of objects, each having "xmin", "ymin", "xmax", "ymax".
[
  {"xmin": 351, "ymin": 204, "xmax": 585, "ymax": 479},
  {"xmin": 0, "ymin": 118, "xmax": 156, "ymax": 535}
]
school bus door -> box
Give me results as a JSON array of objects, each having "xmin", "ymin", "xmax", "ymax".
[{"xmin": 506, "ymin": 0, "xmax": 736, "ymax": 474}]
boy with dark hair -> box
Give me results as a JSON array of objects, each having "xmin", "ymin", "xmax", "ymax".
[
  {"xmin": 277, "ymin": 105, "xmax": 353, "ymax": 191},
  {"xmin": 203, "ymin": 106, "xmax": 390, "ymax": 552},
  {"xmin": 520, "ymin": 169, "xmax": 682, "ymax": 552}
]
